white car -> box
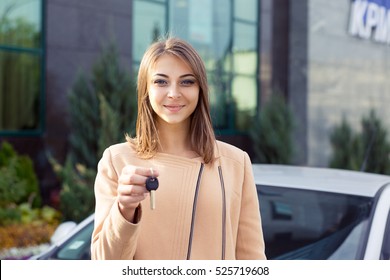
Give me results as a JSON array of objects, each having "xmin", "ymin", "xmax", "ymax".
[
  {"xmin": 254, "ymin": 164, "xmax": 390, "ymax": 260},
  {"xmin": 31, "ymin": 164, "xmax": 390, "ymax": 260}
]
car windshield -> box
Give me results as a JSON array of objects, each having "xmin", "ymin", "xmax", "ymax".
[
  {"xmin": 53, "ymin": 220, "xmax": 94, "ymax": 260},
  {"xmin": 257, "ymin": 185, "xmax": 373, "ymax": 260}
]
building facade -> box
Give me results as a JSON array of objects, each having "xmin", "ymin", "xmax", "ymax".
[{"xmin": 1, "ymin": 0, "xmax": 390, "ymax": 202}]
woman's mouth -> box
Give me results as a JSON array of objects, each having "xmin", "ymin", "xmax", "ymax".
[{"xmin": 164, "ymin": 105, "xmax": 185, "ymax": 112}]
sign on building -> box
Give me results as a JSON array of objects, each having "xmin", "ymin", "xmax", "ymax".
[{"xmin": 349, "ymin": 0, "xmax": 390, "ymax": 45}]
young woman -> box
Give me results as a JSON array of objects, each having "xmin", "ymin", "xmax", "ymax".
[{"xmin": 91, "ymin": 37, "xmax": 266, "ymax": 260}]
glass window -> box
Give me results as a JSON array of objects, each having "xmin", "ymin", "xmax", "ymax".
[
  {"xmin": 133, "ymin": 0, "xmax": 259, "ymax": 132},
  {"xmin": 257, "ymin": 185, "xmax": 373, "ymax": 260},
  {"xmin": 133, "ymin": 0, "xmax": 167, "ymax": 64},
  {"xmin": 234, "ymin": 0, "xmax": 257, "ymax": 22},
  {"xmin": 232, "ymin": 76, "xmax": 257, "ymax": 128},
  {"xmin": 0, "ymin": 0, "xmax": 43, "ymax": 134}
]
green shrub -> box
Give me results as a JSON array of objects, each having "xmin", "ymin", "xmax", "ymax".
[
  {"xmin": 0, "ymin": 141, "xmax": 41, "ymax": 209},
  {"xmin": 329, "ymin": 117, "xmax": 362, "ymax": 171},
  {"xmin": 249, "ymin": 93, "xmax": 294, "ymax": 164},
  {"xmin": 49, "ymin": 156, "xmax": 96, "ymax": 223},
  {"xmin": 329, "ymin": 110, "xmax": 390, "ymax": 174},
  {"xmin": 0, "ymin": 142, "xmax": 61, "ymax": 251}
]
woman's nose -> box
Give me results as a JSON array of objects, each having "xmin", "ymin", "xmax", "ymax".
[{"xmin": 167, "ymin": 84, "xmax": 181, "ymax": 98}]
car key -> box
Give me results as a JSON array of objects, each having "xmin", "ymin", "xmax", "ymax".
[{"xmin": 145, "ymin": 175, "xmax": 159, "ymax": 210}]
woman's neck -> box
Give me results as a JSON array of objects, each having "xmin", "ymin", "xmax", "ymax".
[{"xmin": 156, "ymin": 121, "xmax": 198, "ymax": 158}]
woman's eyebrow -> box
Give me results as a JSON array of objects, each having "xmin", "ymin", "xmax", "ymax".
[{"xmin": 152, "ymin": 73, "xmax": 195, "ymax": 78}]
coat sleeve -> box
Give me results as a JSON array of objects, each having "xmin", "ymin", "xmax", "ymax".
[
  {"xmin": 91, "ymin": 147, "xmax": 141, "ymax": 260},
  {"xmin": 235, "ymin": 152, "xmax": 267, "ymax": 260}
]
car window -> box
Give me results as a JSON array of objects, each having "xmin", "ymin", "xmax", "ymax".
[
  {"xmin": 257, "ymin": 185, "xmax": 373, "ymax": 260},
  {"xmin": 54, "ymin": 220, "xmax": 94, "ymax": 260}
]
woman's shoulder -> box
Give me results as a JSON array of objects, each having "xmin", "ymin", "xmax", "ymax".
[
  {"xmin": 104, "ymin": 142, "xmax": 137, "ymax": 158},
  {"xmin": 215, "ymin": 140, "xmax": 249, "ymax": 163}
]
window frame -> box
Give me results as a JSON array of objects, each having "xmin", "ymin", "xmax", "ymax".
[{"xmin": 0, "ymin": 0, "xmax": 45, "ymax": 137}]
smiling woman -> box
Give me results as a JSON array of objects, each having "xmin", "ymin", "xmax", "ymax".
[{"xmin": 90, "ymin": 37, "xmax": 267, "ymax": 260}]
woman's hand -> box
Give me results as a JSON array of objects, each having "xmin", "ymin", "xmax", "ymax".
[{"xmin": 117, "ymin": 166, "xmax": 159, "ymax": 222}]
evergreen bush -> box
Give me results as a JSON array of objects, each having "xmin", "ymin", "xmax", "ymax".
[
  {"xmin": 68, "ymin": 43, "xmax": 137, "ymax": 169},
  {"xmin": 0, "ymin": 141, "xmax": 41, "ymax": 210},
  {"xmin": 51, "ymin": 42, "xmax": 137, "ymax": 222},
  {"xmin": 329, "ymin": 110, "xmax": 390, "ymax": 174},
  {"xmin": 49, "ymin": 156, "xmax": 96, "ymax": 222},
  {"xmin": 249, "ymin": 93, "xmax": 294, "ymax": 164},
  {"xmin": 329, "ymin": 117, "xmax": 362, "ymax": 171}
]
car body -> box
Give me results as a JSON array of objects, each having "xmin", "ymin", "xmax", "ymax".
[{"xmin": 31, "ymin": 164, "xmax": 390, "ymax": 260}]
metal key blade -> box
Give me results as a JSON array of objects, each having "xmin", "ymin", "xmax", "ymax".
[{"xmin": 150, "ymin": 190, "xmax": 156, "ymax": 210}]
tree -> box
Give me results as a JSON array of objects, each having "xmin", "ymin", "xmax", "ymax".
[
  {"xmin": 249, "ymin": 93, "xmax": 294, "ymax": 164},
  {"xmin": 68, "ymin": 43, "xmax": 137, "ymax": 169},
  {"xmin": 51, "ymin": 42, "xmax": 137, "ymax": 222}
]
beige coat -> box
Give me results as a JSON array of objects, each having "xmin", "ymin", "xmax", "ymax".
[{"xmin": 91, "ymin": 141, "xmax": 266, "ymax": 260}]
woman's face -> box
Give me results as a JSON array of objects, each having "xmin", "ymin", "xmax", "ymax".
[{"xmin": 148, "ymin": 54, "xmax": 199, "ymax": 128}]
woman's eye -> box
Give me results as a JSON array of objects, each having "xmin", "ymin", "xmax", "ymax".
[
  {"xmin": 181, "ymin": 79, "xmax": 196, "ymax": 86},
  {"xmin": 154, "ymin": 79, "xmax": 167, "ymax": 86}
]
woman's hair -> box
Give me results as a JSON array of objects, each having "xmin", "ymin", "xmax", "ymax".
[{"xmin": 127, "ymin": 37, "xmax": 216, "ymax": 163}]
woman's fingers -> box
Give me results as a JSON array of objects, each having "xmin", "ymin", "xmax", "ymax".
[
  {"xmin": 117, "ymin": 184, "xmax": 148, "ymax": 196},
  {"xmin": 121, "ymin": 166, "xmax": 159, "ymax": 180},
  {"xmin": 117, "ymin": 166, "xmax": 159, "ymax": 210}
]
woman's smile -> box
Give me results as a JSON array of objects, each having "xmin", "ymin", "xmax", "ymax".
[{"xmin": 164, "ymin": 104, "xmax": 185, "ymax": 112}]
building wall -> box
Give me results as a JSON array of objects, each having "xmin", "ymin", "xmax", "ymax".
[
  {"xmin": 307, "ymin": 0, "xmax": 390, "ymax": 166},
  {"xmin": 45, "ymin": 0, "xmax": 133, "ymax": 161},
  {"xmin": 289, "ymin": 0, "xmax": 309, "ymax": 165}
]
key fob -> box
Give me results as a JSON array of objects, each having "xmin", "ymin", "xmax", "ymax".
[{"xmin": 146, "ymin": 177, "xmax": 159, "ymax": 191}]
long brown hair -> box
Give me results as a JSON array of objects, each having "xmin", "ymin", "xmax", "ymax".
[{"xmin": 127, "ymin": 37, "xmax": 216, "ymax": 163}]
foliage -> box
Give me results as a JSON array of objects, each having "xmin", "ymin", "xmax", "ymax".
[
  {"xmin": 68, "ymin": 42, "xmax": 137, "ymax": 169},
  {"xmin": 49, "ymin": 156, "xmax": 96, "ymax": 223},
  {"xmin": 0, "ymin": 202, "xmax": 60, "ymax": 227},
  {"xmin": 0, "ymin": 141, "xmax": 41, "ymax": 209},
  {"xmin": 329, "ymin": 110, "xmax": 390, "ymax": 174},
  {"xmin": 66, "ymin": 72, "xmax": 99, "ymax": 169},
  {"xmin": 0, "ymin": 142, "xmax": 61, "ymax": 251},
  {"xmin": 0, "ymin": 220, "xmax": 58, "ymax": 249},
  {"xmin": 51, "ymin": 42, "xmax": 137, "ymax": 222},
  {"xmin": 329, "ymin": 117, "xmax": 363, "ymax": 171},
  {"xmin": 249, "ymin": 93, "xmax": 294, "ymax": 164}
]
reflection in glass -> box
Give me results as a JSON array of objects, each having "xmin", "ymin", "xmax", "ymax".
[
  {"xmin": 234, "ymin": 0, "xmax": 257, "ymax": 21},
  {"xmin": 0, "ymin": 0, "xmax": 42, "ymax": 133},
  {"xmin": 0, "ymin": 51, "xmax": 41, "ymax": 130},
  {"xmin": 0, "ymin": 0, "xmax": 41, "ymax": 48},
  {"xmin": 232, "ymin": 75, "xmax": 257, "ymax": 130},
  {"xmin": 133, "ymin": 0, "xmax": 167, "ymax": 63},
  {"xmin": 258, "ymin": 185, "xmax": 372, "ymax": 259}
]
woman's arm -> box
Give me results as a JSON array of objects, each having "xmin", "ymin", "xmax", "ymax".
[
  {"xmin": 91, "ymin": 147, "xmax": 142, "ymax": 260},
  {"xmin": 236, "ymin": 152, "xmax": 267, "ymax": 260}
]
